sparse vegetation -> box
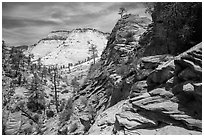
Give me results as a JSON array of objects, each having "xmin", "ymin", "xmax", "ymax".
[
  {"xmin": 59, "ymin": 97, "xmax": 73, "ymax": 124},
  {"xmin": 2, "ymin": 2, "xmax": 202, "ymax": 135},
  {"xmin": 59, "ymin": 108, "xmax": 73, "ymax": 124},
  {"xmin": 88, "ymin": 43, "xmax": 98, "ymax": 65},
  {"xmin": 125, "ymin": 31, "xmax": 136, "ymax": 44},
  {"xmin": 83, "ymin": 61, "xmax": 102, "ymax": 84},
  {"xmin": 46, "ymin": 109, "xmax": 55, "ymax": 118},
  {"xmin": 71, "ymin": 76, "xmax": 80, "ymax": 92},
  {"xmin": 50, "ymin": 66, "xmax": 60, "ymax": 113},
  {"xmin": 142, "ymin": 2, "xmax": 202, "ymax": 55}
]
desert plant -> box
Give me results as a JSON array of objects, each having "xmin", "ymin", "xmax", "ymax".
[
  {"xmin": 59, "ymin": 109, "xmax": 72, "ymax": 123},
  {"xmin": 46, "ymin": 109, "xmax": 55, "ymax": 118},
  {"xmin": 33, "ymin": 113, "xmax": 40, "ymax": 123}
]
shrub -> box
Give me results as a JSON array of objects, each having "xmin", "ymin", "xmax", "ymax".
[
  {"xmin": 33, "ymin": 114, "xmax": 40, "ymax": 123},
  {"xmin": 22, "ymin": 126, "xmax": 32, "ymax": 135},
  {"xmin": 126, "ymin": 31, "xmax": 135, "ymax": 38},
  {"xmin": 59, "ymin": 109, "xmax": 72, "ymax": 123},
  {"xmin": 27, "ymin": 100, "xmax": 45, "ymax": 113},
  {"xmin": 71, "ymin": 77, "xmax": 80, "ymax": 91},
  {"xmin": 125, "ymin": 31, "xmax": 136, "ymax": 43},
  {"xmin": 46, "ymin": 109, "xmax": 55, "ymax": 118},
  {"xmin": 27, "ymin": 90, "xmax": 46, "ymax": 113},
  {"xmin": 116, "ymin": 64, "xmax": 129, "ymax": 76}
]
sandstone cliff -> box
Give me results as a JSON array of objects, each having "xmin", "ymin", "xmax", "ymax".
[{"xmin": 67, "ymin": 14, "xmax": 202, "ymax": 135}]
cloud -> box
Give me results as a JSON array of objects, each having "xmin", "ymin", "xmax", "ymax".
[
  {"xmin": 2, "ymin": 16, "xmax": 60, "ymax": 29},
  {"xmin": 3, "ymin": 26, "xmax": 55, "ymax": 46},
  {"xmin": 2, "ymin": 2, "xmax": 151, "ymax": 46}
]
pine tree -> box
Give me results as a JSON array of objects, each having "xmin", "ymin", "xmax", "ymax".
[
  {"xmin": 50, "ymin": 66, "xmax": 59, "ymax": 113},
  {"xmin": 88, "ymin": 44, "xmax": 98, "ymax": 64},
  {"xmin": 27, "ymin": 73, "xmax": 45, "ymax": 113},
  {"xmin": 118, "ymin": 7, "xmax": 127, "ymax": 18}
]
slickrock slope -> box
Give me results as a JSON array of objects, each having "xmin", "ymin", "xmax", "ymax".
[
  {"xmin": 29, "ymin": 28, "xmax": 109, "ymax": 66},
  {"xmin": 66, "ymin": 14, "xmax": 201, "ymax": 135}
]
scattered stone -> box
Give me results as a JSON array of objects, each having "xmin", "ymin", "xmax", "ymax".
[{"xmin": 183, "ymin": 83, "xmax": 194, "ymax": 93}]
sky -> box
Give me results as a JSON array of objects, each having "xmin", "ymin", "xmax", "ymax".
[{"xmin": 2, "ymin": 2, "xmax": 151, "ymax": 46}]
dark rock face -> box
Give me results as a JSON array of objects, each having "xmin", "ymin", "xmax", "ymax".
[
  {"xmin": 141, "ymin": 3, "xmax": 202, "ymax": 56},
  {"xmin": 68, "ymin": 14, "xmax": 201, "ymax": 135}
]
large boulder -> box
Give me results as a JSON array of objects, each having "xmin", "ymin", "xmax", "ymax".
[{"xmin": 146, "ymin": 60, "xmax": 175, "ymax": 89}]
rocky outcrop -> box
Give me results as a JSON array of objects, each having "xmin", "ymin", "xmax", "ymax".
[
  {"xmin": 82, "ymin": 15, "xmax": 150, "ymax": 107},
  {"xmin": 40, "ymin": 31, "xmax": 70, "ymax": 41},
  {"xmin": 68, "ymin": 14, "xmax": 153, "ymax": 134},
  {"xmin": 60, "ymin": 14, "xmax": 201, "ymax": 135},
  {"xmin": 88, "ymin": 42, "xmax": 202, "ymax": 135},
  {"xmin": 47, "ymin": 14, "xmax": 148, "ymax": 134}
]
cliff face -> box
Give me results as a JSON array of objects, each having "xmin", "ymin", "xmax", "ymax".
[
  {"xmin": 101, "ymin": 14, "xmax": 151, "ymax": 63},
  {"xmin": 68, "ymin": 14, "xmax": 202, "ymax": 135},
  {"xmin": 141, "ymin": 3, "xmax": 202, "ymax": 56},
  {"xmin": 75, "ymin": 14, "xmax": 151, "ymax": 110},
  {"xmin": 68, "ymin": 14, "xmax": 152, "ymax": 134}
]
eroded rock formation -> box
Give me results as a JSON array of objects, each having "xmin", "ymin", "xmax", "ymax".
[{"xmin": 69, "ymin": 14, "xmax": 202, "ymax": 135}]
